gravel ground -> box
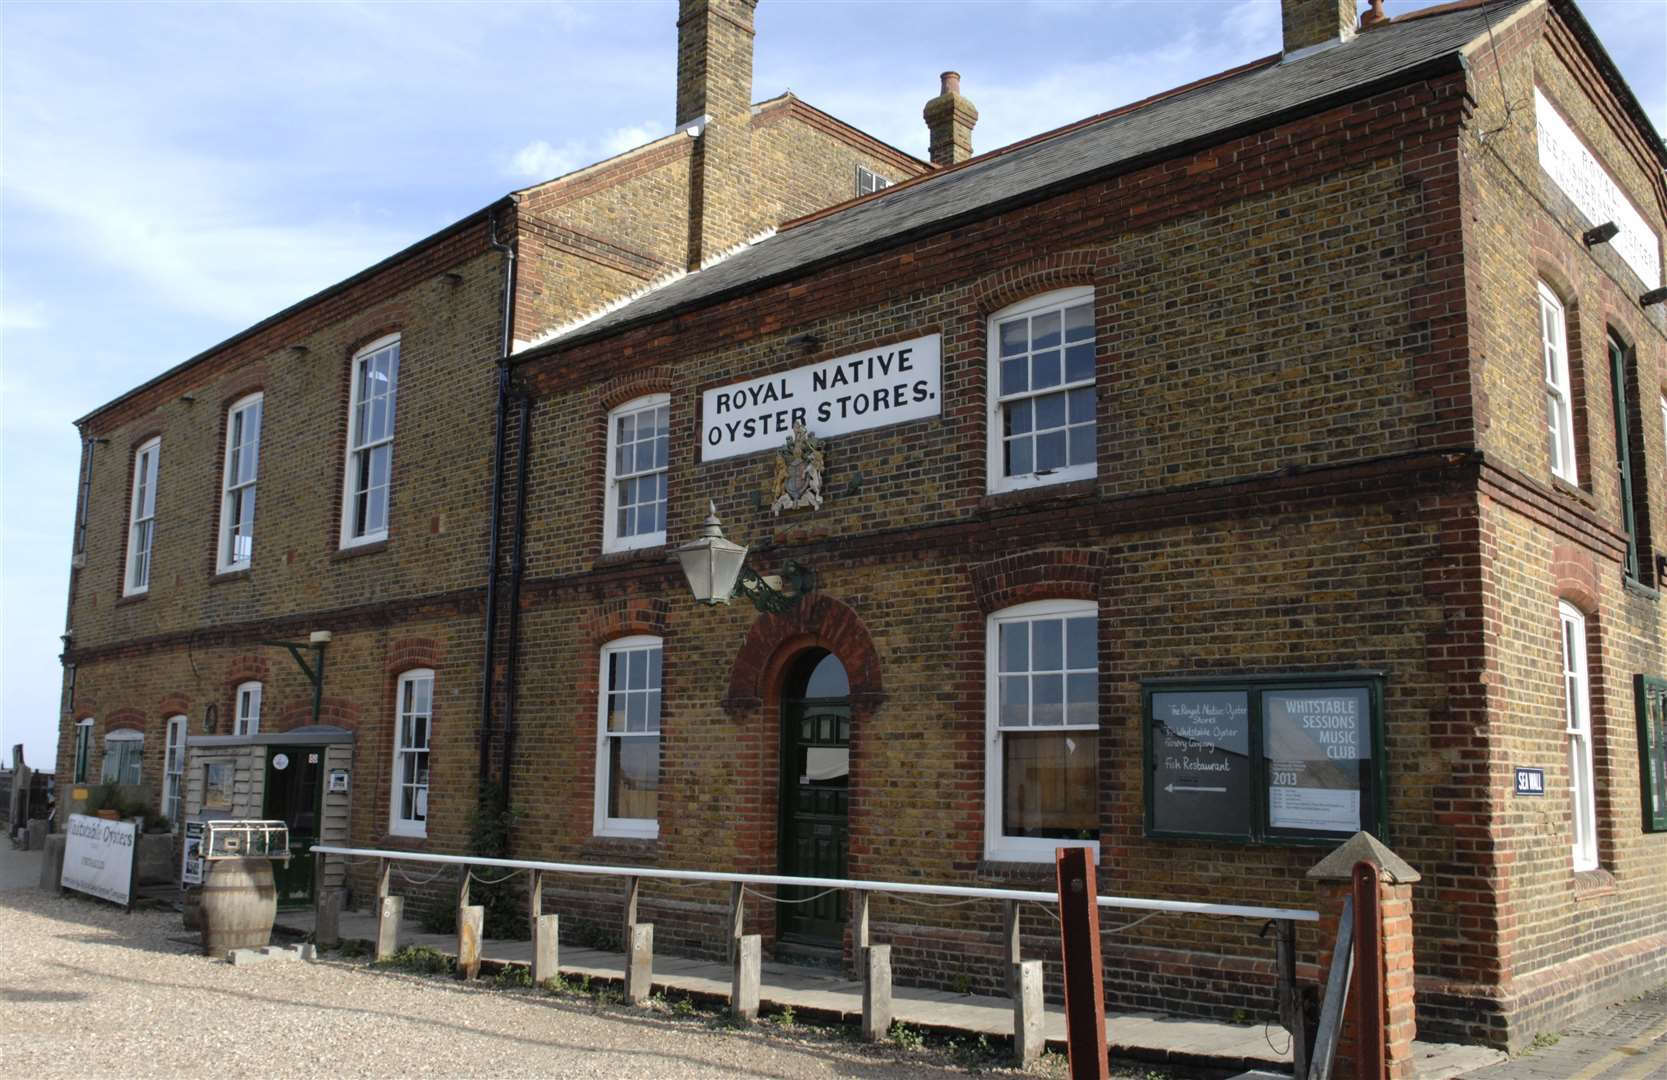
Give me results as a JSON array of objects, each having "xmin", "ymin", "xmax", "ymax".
[{"xmin": 0, "ymin": 878, "xmax": 1102, "ymax": 1079}]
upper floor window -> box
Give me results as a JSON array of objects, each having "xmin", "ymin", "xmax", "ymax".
[
  {"xmin": 856, "ymin": 166, "xmax": 891, "ymax": 196},
  {"xmin": 101, "ymin": 729, "xmax": 143, "ymax": 785},
  {"xmin": 988, "ymin": 288, "xmax": 1096, "ymax": 493},
  {"xmin": 603, "ymin": 395, "xmax": 669, "ymax": 552},
  {"xmin": 1538, "ymin": 283, "xmax": 1578, "ymax": 485},
  {"xmin": 124, "ymin": 437, "xmax": 160, "ymax": 595},
  {"xmin": 341, "ymin": 335, "xmax": 400, "ymax": 547},
  {"xmin": 73, "ymin": 718, "xmax": 93, "ymax": 784},
  {"xmin": 594, "ymin": 635, "xmax": 662, "ymax": 838},
  {"xmin": 391, "ymin": 669, "xmax": 433, "ymax": 838},
  {"xmin": 163, "ymin": 715, "xmax": 187, "ymax": 823},
  {"xmin": 218, "ymin": 393, "xmax": 263, "ymax": 573},
  {"xmin": 985, "ymin": 599, "xmax": 1099, "ymax": 861},
  {"xmin": 235, "ymin": 681, "xmax": 262, "ymax": 736},
  {"xmin": 1559, "ymin": 602, "xmax": 1598, "ymax": 871},
  {"xmin": 1608, "ymin": 336, "xmax": 1648, "ymax": 583}
]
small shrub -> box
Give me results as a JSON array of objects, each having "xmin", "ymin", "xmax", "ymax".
[
  {"xmin": 337, "ymin": 939, "xmax": 369, "ymax": 961},
  {"xmin": 889, "ymin": 1020, "xmax": 924, "ymax": 1051},
  {"xmin": 594, "ymin": 986, "xmax": 623, "ymax": 1008},
  {"xmin": 949, "ymin": 972, "xmax": 972, "ymax": 996},
  {"xmin": 377, "ymin": 944, "xmax": 454, "ymax": 975},
  {"xmin": 672, "ymin": 995, "xmax": 697, "ymax": 1017},
  {"xmin": 772, "ymin": 1004, "xmax": 797, "ymax": 1030},
  {"xmin": 417, "ymin": 904, "xmax": 457, "ymax": 936},
  {"xmin": 1529, "ymin": 1031, "xmax": 1561, "ymax": 1052},
  {"xmin": 492, "ymin": 964, "xmax": 534, "ymax": 989}
]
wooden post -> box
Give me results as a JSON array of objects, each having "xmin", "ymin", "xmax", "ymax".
[
  {"xmin": 622, "ymin": 875, "xmax": 640, "ymax": 951},
  {"xmin": 1003, "ymin": 899, "xmax": 1022, "ymax": 1000},
  {"xmin": 1353, "ymin": 863, "xmax": 1385, "ymax": 1080},
  {"xmin": 849, "ymin": 888, "xmax": 869, "ymax": 978},
  {"xmin": 728, "ymin": 882, "xmax": 744, "ymax": 963},
  {"xmin": 1277, "ymin": 918, "xmax": 1310, "ymax": 1080},
  {"xmin": 457, "ymin": 904, "xmax": 484, "ymax": 980},
  {"xmin": 313, "ymin": 851, "xmax": 327, "ymax": 934},
  {"xmin": 375, "ymin": 896, "xmax": 402, "ymax": 961},
  {"xmin": 1056, "ymin": 847, "xmax": 1109, "ymax": 1080},
  {"xmin": 376, "ymin": 857, "xmax": 391, "ymax": 902},
  {"xmin": 731, "ymin": 933, "xmax": 761, "ymax": 1021},
  {"xmin": 1013, "ymin": 958, "xmax": 1045, "ymax": 1068},
  {"xmin": 317, "ymin": 889, "xmax": 342, "ymax": 950},
  {"xmin": 530, "ymin": 871, "xmax": 558, "ymax": 985},
  {"xmin": 626, "ymin": 922, "xmax": 654, "ymax": 1005},
  {"xmin": 861, "ymin": 943, "xmax": 892, "ymax": 1042},
  {"xmin": 457, "ymin": 864, "xmax": 471, "ymax": 913}
]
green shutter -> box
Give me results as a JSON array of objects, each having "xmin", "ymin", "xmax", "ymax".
[
  {"xmin": 1638, "ymin": 675, "xmax": 1667, "ymax": 833},
  {"xmin": 1609, "ymin": 338, "xmax": 1640, "ymax": 581}
]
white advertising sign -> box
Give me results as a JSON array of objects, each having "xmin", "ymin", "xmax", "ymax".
[
  {"xmin": 62, "ymin": 812, "xmax": 137, "ymax": 906},
  {"xmin": 701, "ymin": 334, "xmax": 941, "ymax": 461},
  {"xmin": 1536, "ymin": 88, "xmax": 1661, "ymax": 289}
]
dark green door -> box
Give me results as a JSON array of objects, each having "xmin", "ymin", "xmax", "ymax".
[
  {"xmin": 779, "ymin": 651, "xmax": 851, "ymax": 947},
  {"xmin": 263, "ymin": 746, "xmax": 324, "ymax": 908}
]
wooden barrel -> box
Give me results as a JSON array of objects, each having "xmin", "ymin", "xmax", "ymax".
[
  {"xmin": 181, "ymin": 888, "xmax": 201, "ymax": 931},
  {"xmin": 198, "ymin": 858, "xmax": 277, "ymax": 957}
]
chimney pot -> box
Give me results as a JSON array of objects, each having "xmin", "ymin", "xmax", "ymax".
[{"xmin": 923, "ymin": 71, "xmax": 978, "ymax": 168}]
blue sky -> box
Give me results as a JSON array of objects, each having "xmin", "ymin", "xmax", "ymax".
[{"xmin": 3, "ymin": 0, "xmax": 1664, "ymax": 768}]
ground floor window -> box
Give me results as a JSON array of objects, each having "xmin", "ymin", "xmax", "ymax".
[
  {"xmin": 163, "ymin": 715, "xmax": 186, "ymax": 823},
  {"xmin": 1637, "ymin": 675, "xmax": 1667, "ymax": 833},
  {"xmin": 1144, "ymin": 674, "xmax": 1385, "ymax": 843},
  {"xmin": 73, "ymin": 718, "xmax": 93, "ymax": 783},
  {"xmin": 1560, "ymin": 603, "xmax": 1598, "ymax": 871},
  {"xmin": 235, "ymin": 681, "xmax": 262, "ymax": 736},
  {"xmin": 594, "ymin": 636, "xmax": 661, "ymax": 839},
  {"xmin": 985, "ymin": 600, "xmax": 1100, "ymax": 862},
  {"xmin": 391, "ymin": 669, "xmax": 432, "ymax": 838},
  {"xmin": 100, "ymin": 729, "xmax": 143, "ymax": 785}
]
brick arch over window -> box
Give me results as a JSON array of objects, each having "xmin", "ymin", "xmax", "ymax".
[
  {"xmin": 218, "ymin": 363, "xmax": 268, "ymax": 409},
  {"xmin": 588, "ymin": 597, "xmax": 673, "ymax": 646},
  {"xmin": 725, "ymin": 594, "xmax": 883, "ymax": 708},
  {"xmin": 220, "ymin": 655, "xmax": 270, "ymax": 736},
  {"xmin": 157, "ymin": 693, "xmax": 192, "ymax": 718},
  {"xmin": 599, "ymin": 366, "xmax": 677, "ymax": 412},
  {"xmin": 971, "ymin": 250, "xmax": 1105, "ymax": 317},
  {"xmin": 279, "ymin": 697, "xmax": 362, "ymax": 732},
  {"xmin": 970, "ymin": 548, "xmax": 1110, "ymax": 614},
  {"xmin": 1553, "ymin": 542, "xmax": 1600, "ymax": 615},
  {"xmin": 343, "ymin": 308, "xmax": 408, "ymax": 359},
  {"xmin": 105, "ymin": 709, "xmax": 146, "ymax": 733},
  {"xmin": 387, "ymin": 636, "xmax": 445, "ymax": 675}
]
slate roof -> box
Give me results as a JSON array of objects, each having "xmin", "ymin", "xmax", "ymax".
[{"xmin": 518, "ymin": 0, "xmax": 1541, "ymax": 357}]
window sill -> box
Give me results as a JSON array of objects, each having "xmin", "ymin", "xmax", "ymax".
[
  {"xmin": 211, "ymin": 568, "xmax": 252, "ymax": 586},
  {"xmin": 980, "ymin": 477, "xmax": 1096, "ymax": 514},
  {"xmin": 332, "ymin": 540, "xmax": 388, "ymax": 562},
  {"xmin": 1621, "ymin": 576, "xmax": 1660, "ymax": 602},
  {"xmin": 595, "ymin": 544, "xmax": 669, "ymax": 569},
  {"xmin": 582, "ymin": 834, "xmax": 660, "ymax": 861},
  {"xmin": 1549, "ymin": 475, "xmax": 1597, "ymax": 509},
  {"xmin": 1573, "ymin": 867, "xmax": 1618, "ymax": 899},
  {"xmin": 115, "ymin": 591, "xmax": 149, "ymax": 607},
  {"xmin": 376, "ymin": 832, "xmax": 431, "ymax": 852},
  {"xmin": 974, "ymin": 859, "xmax": 1059, "ymax": 886}
]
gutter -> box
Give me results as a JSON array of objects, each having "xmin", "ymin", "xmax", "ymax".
[
  {"xmin": 509, "ymin": 51, "xmax": 1472, "ymax": 365},
  {"xmin": 479, "ymin": 206, "xmax": 518, "ymax": 789}
]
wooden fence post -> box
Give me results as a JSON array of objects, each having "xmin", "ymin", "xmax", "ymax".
[
  {"xmin": 862, "ymin": 943, "xmax": 892, "ymax": 1042},
  {"xmin": 1056, "ymin": 847, "xmax": 1109, "ymax": 1080},
  {"xmin": 732, "ymin": 933, "xmax": 761, "ymax": 1021},
  {"xmin": 626, "ymin": 923, "xmax": 654, "ymax": 1005},
  {"xmin": 376, "ymin": 896, "xmax": 402, "ymax": 961},
  {"xmin": 1003, "ymin": 899, "xmax": 1022, "ymax": 1000},
  {"xmin": 728, "ymin": 882, "xmax": 744, "ymax": 963},
  {"xmin": 530, "ymin": 871, "xmax": 558, "ymax": 985},
  {"xmin": 622, "ymin": 875, "xmax": 640, "ymax": 951},
  {"xmin": 457, "ymin": 904, "xmax": 484, "ymax": 980},
  {"xmin": 1013, "ymin": 958, "xmax": 1045, "ymax": 1067}
]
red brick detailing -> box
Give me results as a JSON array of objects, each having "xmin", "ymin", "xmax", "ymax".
[
  {"xmin": 157, "ymin": 693, "xmax": 192, "ymax": 718},
  {"xmin": 587, "ymin": 597, "xmax": 673, "ymax": 646},
  {"xmin": 1315, "ymin": 878, "xmax": 1418, "ymax": 1079},
  {"xmin": 218, "ymin": 367, "xmax": 268, "ymax": 411},
  {"xmin": 278, "ymin": 696, "xmax": 361, "ymax": 731},
  {"xmin": 970, "ymin": 547, "xmax": 1110, "ymax": 614},
  {"xmin": 343, "ymin": 312, "xmax": 407, "ymax": 360},
  {"xmin": 724, "ymin": 593, "xmax": 882, "ymax": 707},
  {"xmin": 599, "ymin": 366, "xmax": 677, "ymax": 412},
  {"xmin": 105, "ymin": 709, "xmax": 146, "ymax": 733},
  {"xmin": 971, "ymin": 250, "xmax": 1102, "ymax": 317},
  {"xmin": 224, "ymin": 654, "xmax": 271, "ymax": 686},
  {"xmin": 1551, "ymin": 542, "xmax": 1599, "ymax": 613},
  {"xmin": 386, "ymin": 636, "xmax": 444, "ymax": 675}
]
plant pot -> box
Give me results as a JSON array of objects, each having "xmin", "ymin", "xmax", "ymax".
[{"xmin": 95, "ymin": 810, "xmax": 120, "ymax": 821}]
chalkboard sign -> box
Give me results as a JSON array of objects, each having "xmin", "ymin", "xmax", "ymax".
[{"xmin": 1149, "ymin": 691, "xmax": 1252, "ymax": 838}]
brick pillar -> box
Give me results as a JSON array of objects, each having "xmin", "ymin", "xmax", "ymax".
[{"xmin": 1308, "ymin": 832, "xmax": 1422, "ymax": 1080}]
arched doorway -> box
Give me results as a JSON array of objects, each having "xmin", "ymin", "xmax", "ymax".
[{"xmin": 778, "ymin": 648, "xmax": 850, "ymax": 951}]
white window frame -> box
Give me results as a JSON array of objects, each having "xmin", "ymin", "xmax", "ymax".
[
  {"xmin": 984, "ymin": 598, "xmax": 1100, "ymax": 863},
  {"xmin": 163, "ymin": 714, "xmax": 187, "ymax": 823},
  {"xmin": 101, "ymin": 729, "xmax": 144, "ymax": 786},
  {"xmin": 593, "ymin": 635, "xmax": 662, "ymax": 839},
  {"xmin": 217, "ymin": 392, "xmax": 263, "ymax": 573},
  {"xmin": 1559, "ymin": 601, "xmax": 1599, "ymax": 872},
  {"xmin": 1539, "ymin": 283, "xmax": 1579, "ymax": 485},
  {"xmin": 390, "ymin": 668, "xmax": 433, "ymax": 839},
  {"xmin": 857, "ymin": 165, "xmax": 892, "ymax": 196},
  {"xmin": 602, "ymin": 394, "xmax": 670, "ymax": 553},
  {"xmin": 340, "ymin": 334, "xmax": 400, "ymax": 548},
  {"xmin": 124, "ymin": 437, "xmax": 160, "ymax": 596},
  {"xmin": 73, "ymin": 718, "xmax": 94, "ymax": 783},
  {"xmin": 234, "ymin": 681, "xmax": 262, "ymax": 736},
  {"xmin": 987, "ymin": 287, "xmax": 1097, "ymax": 494}
]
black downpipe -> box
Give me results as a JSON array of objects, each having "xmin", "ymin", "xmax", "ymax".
[
  {"xmin": 479, "ymin": 210, "xmax": 517, "ymax": 787},
  {"xmin": 500, "ymin": 387, "xmax": 534, "ymax": 805}
]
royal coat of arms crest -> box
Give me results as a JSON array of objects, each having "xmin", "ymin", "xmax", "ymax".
[{"xmin": 771, "ymin": 421, "xmax": 825, "ymax": 515}]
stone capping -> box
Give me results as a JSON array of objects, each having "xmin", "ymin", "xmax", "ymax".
[{"xmin": 1306, "ymin": 830, "xmax": 1422, "ymax": 884}]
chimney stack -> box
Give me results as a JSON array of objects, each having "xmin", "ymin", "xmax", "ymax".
[
  {"xmin": 676, "ymin": 0, "xmax": 758, "ymax": 127},
  {"xmin": 1281, "ymin": 0, "xmax": 1358, "ymax": 56},
  {"xmin": 923, "ymin": 71, "xmax": 978, "ymax": 167}
]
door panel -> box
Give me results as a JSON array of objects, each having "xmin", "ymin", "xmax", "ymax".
[
  {"xmin": 779, "ymin": 695, "xmax": 851, "ymax": 945},
  {"xmin": 263, "ymin": 746, "xmax": 323, "ymax": 908}
]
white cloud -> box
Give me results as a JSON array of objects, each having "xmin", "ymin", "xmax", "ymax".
[
  {"xmin": 506, "ymin": 122, "xmax": 664, "ymax": 182},
  {"xmin": 0, "ymin": 301, "xmax": 46, "ymax": 331}
]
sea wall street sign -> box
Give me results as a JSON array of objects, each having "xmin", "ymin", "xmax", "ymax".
[
  {"xmin": 61, "ymin": 812, "xmax": 138, "ymax": 906},
  {"xmin": 700, "ymin": 334, "xmax": 942, "ymax": 461}
]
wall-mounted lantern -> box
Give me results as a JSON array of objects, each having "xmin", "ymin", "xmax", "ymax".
[{"xmin": 672, "ymin": 502, "xmax": 814, "ymax": 614}]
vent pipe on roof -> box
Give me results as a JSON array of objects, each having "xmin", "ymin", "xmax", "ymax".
[
  {"xmin": 1281, "ymin": 0, "xmax": 1358, "ymax": 56},
  {"xmin": 924, "ymin": 71, "xmax": 978, "ymax": 167}
]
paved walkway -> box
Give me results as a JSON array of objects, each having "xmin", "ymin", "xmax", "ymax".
[
  {"xmin": 1458, "ymin": 984, "xmax": 1667, "ymax": 1080},
  {"xmin": 277, "ymin": 906, "xmax": 1502, "ymax": 1078}
]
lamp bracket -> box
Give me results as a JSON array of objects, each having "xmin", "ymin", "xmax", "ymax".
[{"xmin": 736, "ymin": 559, "xmax": 816, "ymax": 614}]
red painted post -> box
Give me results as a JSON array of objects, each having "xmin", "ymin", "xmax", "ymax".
[
  {"xmin": 1056, "ymin": 846, "xmax": 1109, "ymax": 1080},
  {"xmin": 1352, "ymin": 862, "xmax": 1385, "ymax": 1080}
]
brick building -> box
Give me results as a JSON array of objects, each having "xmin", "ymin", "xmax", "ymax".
[{"xmin": 57, "ymin": 0, "xmax": 1664, "ymax": 1052}]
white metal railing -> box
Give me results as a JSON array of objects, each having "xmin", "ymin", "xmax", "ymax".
[{"xmin": 309, "ymin": 843, "xmax": 1317, "ymax": 921}]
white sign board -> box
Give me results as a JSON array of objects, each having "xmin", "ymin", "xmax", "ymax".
[
  {"xmin": 62, "ymin": 813, "xmax": 138, "ymax": 906},
  {"xmin": 1536, "ymin": 88, "xmax": 1661, "ymax": 289},
  {"xmin": 701, "ymin": 334, "xmax": 941, "ymax": 461}
]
